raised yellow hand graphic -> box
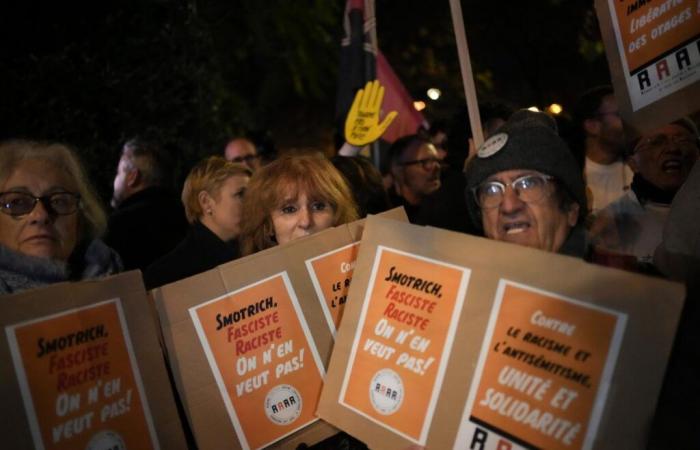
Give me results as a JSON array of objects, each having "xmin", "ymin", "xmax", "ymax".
[{"xmin": 345, "ymin": 80, "xmax": 398, "ymax": 146}]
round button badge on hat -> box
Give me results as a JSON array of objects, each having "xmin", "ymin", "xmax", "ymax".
[{"xmin": 478, "ymin": 133, "xmax": 508, "ymax": 158}]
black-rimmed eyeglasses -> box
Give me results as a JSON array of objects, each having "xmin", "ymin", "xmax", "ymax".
[
  {"xmin": 0, "ymin": 191, "xmax": 81, "ymax": 217},
  {"xmin": 399, "ymin": 157, "xmax": 441, "ymax": 170},
  {"xmin": 473, "ymin": 174, "xmax": 554, "ymax": 209}
]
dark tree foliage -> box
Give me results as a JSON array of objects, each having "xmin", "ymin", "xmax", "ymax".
[
  {"xmin": 0, "ymin": 0, "xmax": 607, "ymax": 201},
  {"xmin": 0, "ymin": 0, "xmax": 342, "ymax": 199}
]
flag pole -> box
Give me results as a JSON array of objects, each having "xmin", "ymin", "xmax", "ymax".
[
  {"xmin": 365, "ymin": 0, "xmax": 382, "ymax": 169},
  {"xmin": 448, "ymin": 0, "xmax": 484, "ymax": 150}
]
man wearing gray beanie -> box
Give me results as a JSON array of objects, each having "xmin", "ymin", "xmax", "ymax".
[{"xmin": 464, "ymin": 110, "xmax": 588, "ymax": 257}]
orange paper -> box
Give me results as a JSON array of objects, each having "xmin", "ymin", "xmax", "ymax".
[
  {"xmin": 306, "ymin": 242, "xmax": 361, "ymax": 335},
  {"xmin": 454, "ymin": 281, "xmax": 626, "ymax": 450},
  {"xmin": 6, "ymin": 299, "xmax": 158, "ymax": 450},
  {"xmin": 339, "ymin": 246, "xmax": 471, "ymax": 445},
  {"xmin": 610, "ymin": 0, "xmax": 700, "ymax": 74},
  {"xmin": 189, "ymin": 272, "xmax": 326, "ymax": 450}
]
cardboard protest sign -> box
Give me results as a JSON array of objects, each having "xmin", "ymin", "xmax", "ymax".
[
  {"xmin": 0, "ymin": 271, "xmax": 186, "ymax": 450},
  {"xmin": 153, "ymin": 208, "xmax": 408, "ymax": 450},
  {"xmin": 595, "ymin": 0, "xmax": 700, "ymax": 130},
  {"xmin": 338, "ymin": 247, "xmax": 470, "ymax": 444},
  {"xmin": 318, "ymin": 216, "xmax": 684, "ymax": 450},
  {"xmin": 305, "ymin": 242, "xmax": 360, "ymax": 335}
]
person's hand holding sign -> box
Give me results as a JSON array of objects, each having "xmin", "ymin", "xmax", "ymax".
[{"xmin": 345, "ymin": 80, "xmax": 398, "ymax": 146}]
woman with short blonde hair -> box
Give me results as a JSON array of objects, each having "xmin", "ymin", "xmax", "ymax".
[
  {"xmin": 181, "ymin": 156, "xmax": 252, "ymax": 223},
  {"xmin": 239, "ymin": 152, "xmax": 359, "ymax": 255},
  {"xmin": 145, "ymin": 156, "xmax": 251, "ymax": 289}
]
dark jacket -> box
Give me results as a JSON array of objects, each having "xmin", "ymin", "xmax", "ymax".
[
  {"xmin": 417, "ymin": 167, "xmax": 479, "ymax": 235},
  {"xmin": 144, "ymin": 220, "xmax": 240, "ymax": 290},
  {"xmin": 104, "ymin": 186, "xmax": 188, "ymax": 272}
]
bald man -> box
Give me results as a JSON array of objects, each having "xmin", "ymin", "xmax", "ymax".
[{"xmin": 224, "ymin": 138, "xmax": 261, "ymax": 172}]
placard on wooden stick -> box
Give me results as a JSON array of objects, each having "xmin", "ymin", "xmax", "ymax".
[
  {"xmin": 595, "ymin": 0, "xmax": 700, "ymax": 131},
  {"xmin": 318, "ymin": 216, "xmax": 684, "ymax": 450}
]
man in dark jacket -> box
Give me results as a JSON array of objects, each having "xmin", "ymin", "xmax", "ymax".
[{"xmin": 104, "ymin": 138, "xmax": 188, "ymax": 271}]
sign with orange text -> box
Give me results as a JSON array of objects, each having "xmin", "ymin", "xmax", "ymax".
[
  {"xmin": 6, "ymin": 299, "xmax": 159, "ymax": 450},
  {"xmin": 453, "ymin": 280, "xmax": 626, "ymax": 450},
  {"xmin": 596, "ymin": 0, "xmax": 700, "ymax": 122},
  {"xmin": 189, "ymin": 272, "xmax": 326, "ymax": 450},
  {"xmin": 306, "ymin": 242, "xmax": 360, "ymax": 335},
  {"xmin": 339, "ymin": 246, "xmax": 470, "ymax": 445}
]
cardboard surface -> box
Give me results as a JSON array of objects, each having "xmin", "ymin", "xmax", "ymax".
[
  {"xmin": 0, "ymin": 271, "xmax": 187, "ymax": 450},
  {"xmin": 595, "ymin": 0, "xmax": 700, "ymax": 131},
  {"xmin": 317, "ymin": 216, "xmax": 684, "ymax": 450},
  {"xmin": 154, "ymin": 208, "xmax": 408, "ymax": 450}
]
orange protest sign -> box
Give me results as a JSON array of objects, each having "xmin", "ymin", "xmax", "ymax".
[
  {"xmin": 595, "ymin": 0, "xmax": 700, "ymax": 128},
  {"xmin": 338, "ymin": 246, "xmax": 470, "ymax": 445},
  {"xmin": 6, "ymin": 298, "xmax": 158, "ymax": 450},
  {"xmin": 454, "ymin": 281, "xmax": 626, "ymax": 450},
  {"xmin": 306, "ymin": 242, "xmax": 361, "ymax": 335},
  {"xmin": 611, "ymin": 0, "xmax": 699, "ymax": 74},
  {"xmin": 189, "ymin": 272, "xmax": 326, "ymax": 450}
]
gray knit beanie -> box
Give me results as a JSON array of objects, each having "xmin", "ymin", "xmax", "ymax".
[{"xmin": 464, "ymin": 110, "xmax": 587, "ymax": 230}]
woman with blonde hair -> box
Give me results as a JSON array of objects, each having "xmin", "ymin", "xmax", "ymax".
[
  {"xmin": 239, "ymin": 152, "xmax": 359, "ymax": 255},
  {"xmin": 145, "ymin": 156, "xmax": 251, "ymax": 289},
  {"xmin": 0, "ymin": 140, "xmax": 121, "ymax": 294}
]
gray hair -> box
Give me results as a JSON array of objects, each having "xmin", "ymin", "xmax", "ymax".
[
  {"xmin": 121, "ymin": 137, "xmax": 173, "ymax": 187},
  {"xmin": 0, "ymin": 140, "xmax": 107, "ymax": 240}
]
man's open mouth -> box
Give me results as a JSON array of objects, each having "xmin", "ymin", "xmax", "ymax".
[
  {"xmin": 661, "ymin": 159, "xmax": 682, "ymax": 173},
  {"xmin": 503, "ymin": 222, "xmax": 530, "ymax": 235}
]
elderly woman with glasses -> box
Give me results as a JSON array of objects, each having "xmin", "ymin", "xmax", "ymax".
[{"xmin": 0, "ymin": 140, "xmax": 121, "ymax": 294}]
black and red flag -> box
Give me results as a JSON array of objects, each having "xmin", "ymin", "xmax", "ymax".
[{"xmin": 336, "ymin": 0, "xmax": 424, "ymax": 145}]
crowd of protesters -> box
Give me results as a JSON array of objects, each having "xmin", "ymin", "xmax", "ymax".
[{"xmin": 1, "ymin": 83, "xmax": 699, "ymax": 449}]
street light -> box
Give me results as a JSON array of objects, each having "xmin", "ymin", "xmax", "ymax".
[
  {"xmin": 548, "ymin": 103, "xmax": 563, "ymax": 115},
  {"xmin": 414, "ymin": 101, "xmax": 426, "ymax": 111},
  {"xmin": 427, "ymin": 88, "xmax": 441, "ymax": 100}
]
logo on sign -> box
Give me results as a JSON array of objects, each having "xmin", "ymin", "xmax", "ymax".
[
  {"xmin": 477, "ymin": 132, "xmax": 508, "ymax": 158},
  {"xmin": 264, "ymin": 384, "xmax": 303, "ymax": 425},
  {"xmin": 86, "ymin": 430, "xmax": 127, "ymax": 450},
  {"xmin": 369, "ymin": 369, "xmax": 404, "ymax": 415}
]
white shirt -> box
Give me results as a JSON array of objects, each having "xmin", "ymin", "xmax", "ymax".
[{"xmin": 585, "ymin": 157, "xmax": 633, "ymax": 213}]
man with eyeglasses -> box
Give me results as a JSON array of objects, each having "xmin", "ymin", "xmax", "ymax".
[
  {"xmin": 388, "ymin": 134, "xmax": 442, "ymax": 223},
  {"xmin": 465, "ymin": 110, "xmax": 587, "ymax": 256},
  {"xmin": 590, "ymin": 118, "xmax": 700, "ymax": 271},
  {"xmin": 224, "ymin": 137, "xmax": 261, "ymax": 172},
  {"xmin": 573, "ymin": 86, "xmax": 632, "ymax": 213}
]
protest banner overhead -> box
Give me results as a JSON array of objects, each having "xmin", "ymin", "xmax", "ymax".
[{"xmin": 596, "ymin": 0, "xmax": 700, "ymax": 130}]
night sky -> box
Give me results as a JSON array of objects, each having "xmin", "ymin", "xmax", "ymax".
[{"xmin": 0, "ymin": 0, "xmax": 608, "ymax": 198}]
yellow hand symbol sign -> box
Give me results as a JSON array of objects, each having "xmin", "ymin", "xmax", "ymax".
[{"xmin": 345, "ymin": 80, "xmax": 398, "ymax": 146}]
